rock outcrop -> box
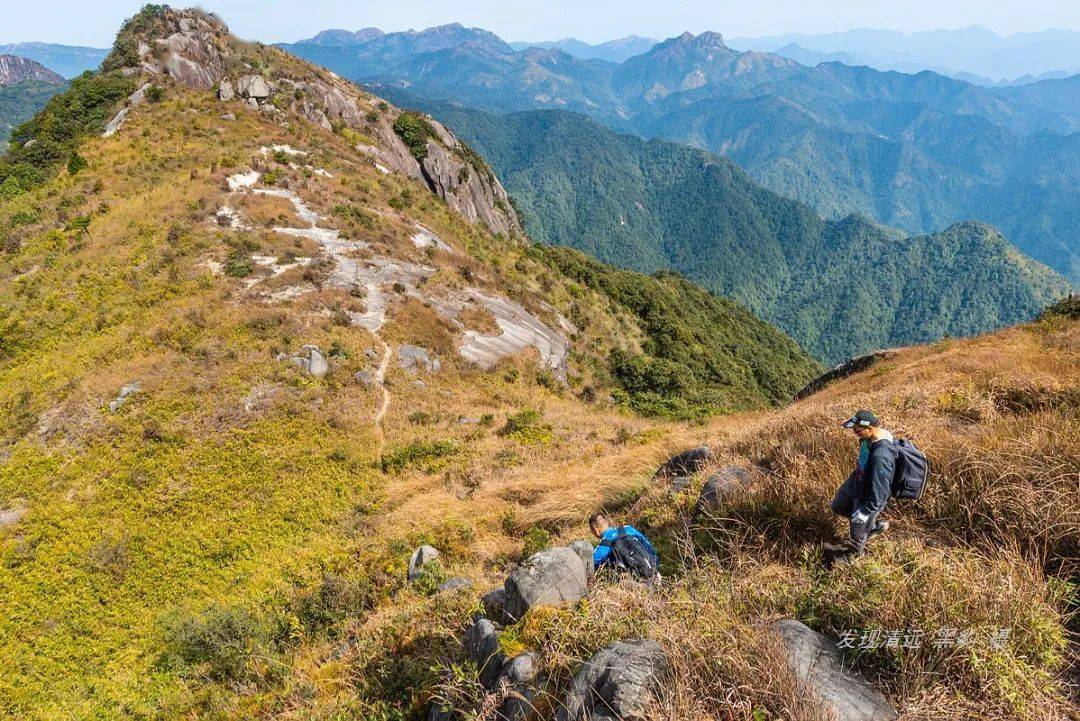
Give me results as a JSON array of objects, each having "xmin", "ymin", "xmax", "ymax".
[
  {"xmin": 557, "ymin": 639, "xmax": 668, "ymax": 721},
  {"xmin": 695, "ymin": 465, "xmax": 752, "ymax": 517},
  {"xmin": 0, "ymin": 55, "xmax": 65, "ymax": 86},
  {"xmin": 504, "ymin": 545, "xmax": 591, "ymax": 621},
  {"xmin": 795, "ymin": 350, "xmax": 902, "ymax": 400},
  {"xmin": 654, "ymin": 445, "xmax": 711, "ymax": 479},
  {"xmin": 281, "ymin": 345, "xmax": 328, "ymax": 377},
  {"xmin": 398, "ymin": 344, "xmax": 441, "ymax": 375},
  {"xmin": 770, "ymin": 620, "xmax": 899, "ymax": 721},
  {"xmin": 108, "ymin": 382, "xmax": 141, "ymax": 413},
  {"xmin": 408, "ymin": 544, "xmax": 440, "ymax": 581},
  {"xmin": 105, "ymin": 6, "xmax": 521, "ymax": 238}
]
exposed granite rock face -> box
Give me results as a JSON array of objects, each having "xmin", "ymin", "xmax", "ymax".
[
  {"xmin": 0, "ymin": 55, "xmax": 64, "ymax": 86},
  {"xmin": 557, "ymin": 639, "xmax": 668, "ymax": 721},
  {"xmin": 108, "ymin": 7, "xmax": 520, "ymax": 238},
  {"xmin": 771, "ymin": 620, "xmax": 899, "ymax": 721}
]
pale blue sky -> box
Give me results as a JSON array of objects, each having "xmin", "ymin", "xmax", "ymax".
[{"xmin": 3, "ymin": 0, "xmax": 1079, "ymax": 47}]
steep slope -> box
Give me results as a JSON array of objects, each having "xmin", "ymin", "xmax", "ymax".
[
  {"xmin": 0, "ymin": 79, "xmax": 66, "ymax": 141},
  {"xmin": 0, "ymin": 9, "xmax": 823, "ymax": 716},
  {"xmin": 412, "ymin": 103, "xmax": 1070, "ymax": 362},
  {"xmin": 0, "ymin": 55, "xmax": 65, "ymax": 86},
  {"xmin": 286, "ymin": 28, "xmax": 1080, "ymax": 283}
]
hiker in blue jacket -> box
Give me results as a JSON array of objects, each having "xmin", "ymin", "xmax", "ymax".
[
  {"xmin": 589, "ymin": 512, "xmax": 659, "ymax": 579},
  {"xmin": 825, "ymin": 409, "xmax": 897, "ymax": 556}
]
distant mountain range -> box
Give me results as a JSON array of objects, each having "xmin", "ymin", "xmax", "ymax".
[
  {"xmin": 727, "ymin": 27, "xmax": 1080, "ymax": 85},
  {"xmin": 0, "ymin": 42, "xmax": 107, "ymax": 78},
  {"xmin": 390, "ymin": 100, "xmax": 1069, "ymax": 362},
  {"xmin": 508, "ymin": 35, "xmax": 659, "ymax": 63},
  {"xmin": 281, "ymin": 26, "xmax": 1080, "ymax": 283}
]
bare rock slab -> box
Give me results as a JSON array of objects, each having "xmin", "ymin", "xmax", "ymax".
[
  {"xmin": 771, "ymin": 620, "xmax": 898, "ymax": 721},
  {"xmin": 557, "ymin": 639, "xmax": 668, "ymax": 721}
]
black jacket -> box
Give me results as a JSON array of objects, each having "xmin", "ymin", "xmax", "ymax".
[{"xmin": 850, "ymin": 439, "xmax": 897, "ymax": 517}]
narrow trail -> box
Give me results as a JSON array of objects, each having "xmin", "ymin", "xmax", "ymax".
[{"xmin": 373, "ymin": 337, "xmax": 393, "ymax": 454}]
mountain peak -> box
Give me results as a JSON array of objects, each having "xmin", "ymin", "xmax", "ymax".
[{"xmin": 0, "ymin": 54, "xmax": 65, "ymax": 86}]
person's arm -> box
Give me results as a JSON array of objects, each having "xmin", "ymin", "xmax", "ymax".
[
  {"xmin": 861, "ymin": 443, "xmax": 895, "ymax": 515},
  {"xmin": 848, "ymin": 444, "xmax": 895, "ymax": 553},
  {"xmin": 593, "ymin": 536, "xmax": 614, "ymax": 568}
]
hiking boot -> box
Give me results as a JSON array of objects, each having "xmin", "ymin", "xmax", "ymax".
[
  {"xmin": 868, "ymin": 520, "xmax": 890, "ymax": 539},
  {"xmin": 822, "ymin": 541, "xmax": 849, "ymax": 553}
]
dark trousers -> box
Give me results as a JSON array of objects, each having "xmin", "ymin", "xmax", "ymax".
[{"xmin": 830, "ymin": 475, "xmax": 885, "ymax": 554}]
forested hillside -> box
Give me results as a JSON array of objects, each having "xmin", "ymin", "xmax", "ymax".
[
  {"xmin": 0, "ymin": 79, "xmax": 66, "ymax": 142},
  {"xmin": 412, "ymin": 102, "xmax": 1070, "ymax": 362},
  {"xmin": 284, "ymin": 27, "xmax": 1080, "ymax": 283}
]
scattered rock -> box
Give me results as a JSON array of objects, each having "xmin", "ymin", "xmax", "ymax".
[
  {"xmin": 497, "ymin": 651, "xmax": 540, "ymax": 721},
  {"xmin": 355, "ymin": 369, "xmax": 374, "ymax": 387},
  {"xmin": 481, "ymin": 587, "xmax": 508, "ymax": 623},
  {"xmin": 504, "ymin": 546, "xmax": 589, "ymax": 621},
  {"xmin": 436, "ymin": 577, "xmax": 472, "ymax": 594},
  {"xmin": 695, "ymin": 466, "xmax": 752, "ymax": 517},
  {"xmin": 465, "ymin": 616, "xmax": 506, "ymax": 690},
  {"xmin": 770, "ymin": 620, "xmax": 899, "ymax": 721},
  {"xmin": 108, "ymin": 382, "xmax": 141, "ymax": 413},
  {"xmin": 237, "ymin": 74, "xmax": 271, "ymax": 101},
  {"xmin": 216, "ymin": 78, "xmax": 234, "ymax": 101},
  {"xmin": 408, "ymin": 544, "xmax": 440, "ymax": 582},
  {"xmin": 219, "ymin": 112, "xmax": 235, "ymax": 121},
  {"xmin": 398, "ymin": 344, "xmax": 441, "ymax": 375},
  {"xmin": 670, "ymin": 476, "xmax": 693, "ymax": 493},
  {"xmin": 557, "ymin": 639, "xmax": 668, "ymax": 721},
  {"xmin": 654, "ymin": 446, "xmax": 711, "ymax": 479},
  {"xmin": 283, "ymin": 345, "xmax": 328, "ymax": 377},
  {"xmin": 0, "ymin": 503, "xmax": 27, "ymax": 529}
]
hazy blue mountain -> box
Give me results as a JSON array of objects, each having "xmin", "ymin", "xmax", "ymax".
[
  {"xmin": 0, "ymin": 42, "xmax": 107, "ymax": 78},
  {"xmin": 508, "ymin": 35, "xmax": 659, "ymax": 63},
  {"xmin": 398, "ymin": 100, "xmax": 1069, "ymax": 361},
  {"xmin": 728, "ymin": 27, "xmax": 1080, "ymax": 84},
  {"xmin": 287, "ymin": 26, "xmax": 1080, "ymax": 283}
]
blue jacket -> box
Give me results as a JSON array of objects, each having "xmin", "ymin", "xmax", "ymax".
[{"xmin": 593, "ymin": 525, "xmax": 657, "ymax": 568}]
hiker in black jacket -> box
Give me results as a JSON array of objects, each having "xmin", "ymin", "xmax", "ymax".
[{"xmin": 826, "ymin": 409, "xmax": 897, "ymax": 556}]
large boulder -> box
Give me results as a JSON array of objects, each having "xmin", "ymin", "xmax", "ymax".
[
  {"xmin": 408, "ymin": 544, "xmax": 440, "ymax": 582},
  {"xmin": 216, "ymin": 78, "xmax": 234, "ymax": 101},
  {"xmin": 237, "ymin": 74, "xmax": 272, "ymax": 101},
  {"xmin": 695, "ymin": 466, "xmax": 753, "ymax": 517},
  {"xmin": 497, "ymin": 651, "xmax": 540, "ymax": 721},
  {"xmin": 770, "ymin": 620, "xmax": 898, "ymax": 721},
  {"xmin": 465, "ymin": 617, "xmax": 506, "ymax": 690},
  {"xmin": 569, "ymin": 540, "xmax": 596, "ymax": 580},
  {"xmin": 398, "ymin": 344, "xmax": 441, "ymax": 375},
  {"xmin": 654, "ymin": 446, "xmax": 711, "ymax": 479},
  {"xmin": 504, "ymin": 546, "xmax": 589, "ymax": 621},
  {"xmin": 557, "ymin": 639, "xmax": 668, "ymax": 721},
  {"xmin": 482, "ymin": 587, "xmax": 508, "ymax": 623}
]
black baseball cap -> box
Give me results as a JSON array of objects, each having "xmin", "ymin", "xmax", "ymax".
[{"xmin": 842, "ymin": 409, "xmax": 880, "ymax": 429}]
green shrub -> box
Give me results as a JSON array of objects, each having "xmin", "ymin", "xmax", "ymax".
[
  {"xmin": 66, "ymin": 152, "xmax": 88, "ymax": 175},
  {"xmin": 161, "ymin": 604, "xmax": 278, "ymax": 683},
  {"xmin": 146, "ymin": 85, "xmax": 165, "ymax": 103},
  {"xmin": 498, "ymin": 408, "xmax": 553, "ymax": 445},
  {"xmin": 379, "ymin": 440, "xmax": 458, "ymax": 474},
  {"xmin": 293, "ymin": 574, "xmax": 372, "ymax": 637},
  {"xmin": 521, "ymin": 526, "xmax": 552, "ymax": 558},
  {"xmin": 392, "ymin": 111, "xmax": 436, "ymax": 161}
]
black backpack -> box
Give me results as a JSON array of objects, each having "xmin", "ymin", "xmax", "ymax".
[
  {"xmin": 891, "ymin": 439, "xmax": 929, "ymax": 500},
  {"xmin": 604, "ymin": 527, "xmax": 659, "ymax": 579}
]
